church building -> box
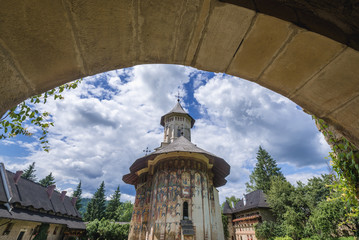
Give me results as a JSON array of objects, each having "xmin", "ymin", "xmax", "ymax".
[{"xmin": 123, "ymin": 100, "xmax": 230, "ymax": 240}]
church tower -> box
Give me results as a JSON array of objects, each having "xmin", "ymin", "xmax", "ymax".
[{"xmin": 123, "ymin": 101, "xmax": 230, "ymax": 240}]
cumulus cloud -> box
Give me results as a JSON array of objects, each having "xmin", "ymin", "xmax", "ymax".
[
  {"xmin": 192, "ymin": 73, "xmax": 330, "ymax": 201},
  {"xmin": 0, "ymin": 65, "xmax": 331, "ymax": 204}
]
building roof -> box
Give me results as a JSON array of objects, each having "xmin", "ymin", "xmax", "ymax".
[
  {"xmin": 0, "ymin": 163, "xmax": 85, "ymax": 229},
  {"xmin": 223, "ymin": 190, "xmax": 270, "ymax": 214},
  {"xmin": 222, "ymin": 201, "xmax": 233, "ymax": 214},
  {"xmin": 0, "ymin": 206, "xmax": 85, "ymax": 229},
  {"xmin": 123, "ymin": 136, "xmax": 230, "ymax": 187},
  {"xmin": 160, "ymin": 101, "xmax": 195, "ymax": 127}
]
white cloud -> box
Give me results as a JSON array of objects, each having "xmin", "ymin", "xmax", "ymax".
[
  {"xmin": 192, "ymin": 73, "xmax": 331, "ymax": 202},
  {"xmin": 0, "ymin": 65, "xmax": 331, "ymax": 204}
]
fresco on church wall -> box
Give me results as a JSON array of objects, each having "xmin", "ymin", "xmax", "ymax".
[
  {"xmin": 128, "ymin": 159, "xmax": 224, "ymax": 240},
  {"xmin": 182, "ymin": 171, "xmax": 191, "ymax": 198}
]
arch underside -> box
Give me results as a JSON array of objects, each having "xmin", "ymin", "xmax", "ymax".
[{"xmin": 1, "ymin": 0, "xmax": 359, "ymax": 147}]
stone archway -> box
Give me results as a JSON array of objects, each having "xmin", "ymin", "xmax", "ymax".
[{"xmin": 0, "ymin": 0, "xmax": 359, "ymax": 147}]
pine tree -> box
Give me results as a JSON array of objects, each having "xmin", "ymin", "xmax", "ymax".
[
  {"xmin": 84, "ymin": 181, "xmax": 106, "ymax": 221},
  {"xmin": 246, "ymin": 146, "xmax": 284, "ymax": 193},
  {"xmin": 22, "ymin": 162, "xmax": 37, "ymax": 181},
  {"xmin": 106, "ymin": 185, "xmax": 121, "ymax": 220},
  {"xmin": 72, "ymin": 181, "xmax": 83, "ymax": 211},
  {"xmin": 39, "ymin": 172, "xmax": 56, "ymax": 187}
]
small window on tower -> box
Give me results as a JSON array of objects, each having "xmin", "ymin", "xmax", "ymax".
[
  {"xmin": 177, "ymin": 129, "xmax": 181, "ymax": 137},
  {"xmin": 183, "ymin": 201, "xmax": 189, "ymax": 220}
]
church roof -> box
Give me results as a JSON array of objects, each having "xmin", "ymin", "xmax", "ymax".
[
  {"xmin": 160, "ymin": 101, "xmax": 195, "ymax": 127},
  {"xmin": 123, "ymin": 136, "xmax": 230, "ymax": 187},
  {"xmin": 223, "ymin": 190, "xmax": 269, "ymax": 214},
  {"xmin": 155, "ymin": 136, "xmax": 218, "ymax": 156}
]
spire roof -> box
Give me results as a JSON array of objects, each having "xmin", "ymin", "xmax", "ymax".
[{"xmin": 160, "ymin": 101, "xmax": 195, "ymax": 127}]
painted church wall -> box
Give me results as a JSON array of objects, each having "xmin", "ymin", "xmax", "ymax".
[{"xmin": 129, "ymin": 159, "xmax": 224, "ymax": 240}]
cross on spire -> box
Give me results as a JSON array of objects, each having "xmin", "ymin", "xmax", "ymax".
[
  {"xmin": 175, "ymin": 89, "xmax": 182, "ymax": 102},
  {"xmin": 143, "ymin": 147, "xmax": 151, "ymax": 156}
]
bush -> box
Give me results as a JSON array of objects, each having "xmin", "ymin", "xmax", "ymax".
[
  {"xmin": 274, "ymin": 237, "xmax": 293, "ymax": 240},
  {"xmin": 87, "ymin": 219, "xmax": 130, "ymax": 240},
  {"xmin": 255, "ymin": 221, "xmax": 284, "ymax": 240}
]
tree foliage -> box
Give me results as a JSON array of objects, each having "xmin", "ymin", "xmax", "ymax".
[
  {"xmin": 255, "ymin": 221, "xmax": 284, "ymax": 240},
  {"xmin": 225, "ymin": 195, "xmax": 240, "ymax": 209},
  {"xmin": 86, "ymin": 219, "xmax": 129, "ymax": 240},
  {"xmin": 73, "ymin": 181, "xmax": 83, "ymax": 211},
  {"xmin": 84, "ymin": 181, "xmax": 106, "ymax": 221},
  {"xmin": 22, "ymin": 162, "xmax": 37, "ymax": 181},
  {"xmin": 0, "ymin": 80, "xmax": 80, "ymax": 151},
  {"xmin": 116, "ymin": 201, "xmax": 133, "ymax": 222},
  {"xmin": 222, "ymin": 214, "xmax": 229, "ymax": 239},
  {"xmin": 246, "ymin": 146, "xmax": 284, "ymax": 193},
  {"xmin": 39, "ymin": 172, "xmax": 55, "ymax": 187},
  {"xmin": 265, "ymin": 174, "xmax": 357, "ymax": 240},
  {"xmin": 314, "ymin": 117, "xmax": 359, "ymax": 217},
  {"xmin": 106, "ymin": 186, "xmax": 121, "ymax": 220}
]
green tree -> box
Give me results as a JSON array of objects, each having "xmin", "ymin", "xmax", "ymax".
[
  {"xmin": 224, "ymin": 195, "xmax": 240, "ymax": 208},
  {"xmin": 22, "ymin": 162, "xmax": 37, "ymax": 181},
  {"xmin": 84, "ymin": 181, "xmax": 106, "ymax": 221},
  {"xmin": 266, "ymin": 174, "xmax": 357, "ymax": 240},
  {"xmin": 106, "ymin": 185, "xmax": 121, "ymax": 220},
  {"xmin": 39, "ymin": 172, "xmax": 55, "ymax": 187},
  {"xmin": 72, "ymin": 181, "xmax": 83, "ymax": 211},
  {"xmin": 0, "ymin": 80, "xmax": 80, "ymax": 151},
  {"xmin": 222, "ymin": 214, "xmax": 229, "ymax": 239},
  {"xmin": 255, "ymin": 221, "xmax": 284, "ymax": 240},
  {"xmin": 116, "ymin": 201, "xmax": 133, "ymax": 222},
  {"xmin": 306, "ymin": 197, "xmax": 347, "ymax": 239},
  {"xmin": 246, "ymin": 146, "xmax": 284, "ymax": 193},
  {"xmin": 86, "ymin": 219, "xmax": 129, "ymax": 240}
]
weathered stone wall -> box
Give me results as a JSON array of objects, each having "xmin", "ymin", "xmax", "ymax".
[{"xmin": 1, "ymin": 0, "xmax": 359, "ymax": 151}]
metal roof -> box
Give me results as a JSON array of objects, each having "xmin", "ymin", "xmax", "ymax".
[
  {"xmin": 0, "ymin": 206, "xmax": 85, "ymax": 229},
  {"xmin": 223, "ymin": 190, "xmax": 270, "ymax": 214},
  {"xmin": 0, "ymin": 164, "xmax": 85, "ymax": 229},
  {"xmin": 123, "ymin": 136, "xmax": 230, "ymax": 187},
  {"xmin": 160, "ymin": 101, "xmax": 195, "ymax": 127}
]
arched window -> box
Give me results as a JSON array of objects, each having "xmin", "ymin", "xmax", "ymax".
[{"xmin": 183, "ymin": 201, "xmax": 189, "ymax": 219}]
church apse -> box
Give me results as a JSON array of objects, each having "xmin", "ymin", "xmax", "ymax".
[{"xmin": 123, "ymin": 101, "xmax": 230, "ymax": 240}]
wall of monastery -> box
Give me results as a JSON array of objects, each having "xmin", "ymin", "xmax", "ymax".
[
  {"xmin": 0, "ymin": 219, "xmax": 65, "ymax": 240},
  {"xmin": 128, "ymin": 158, "xmax": 224, "ymax": 240}
]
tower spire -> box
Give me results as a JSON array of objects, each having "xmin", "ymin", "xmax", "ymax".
[{"xmin": 159, "ymin": 100, "xmax": 195, "ymax": 146}]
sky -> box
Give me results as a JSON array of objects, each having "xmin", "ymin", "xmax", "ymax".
[{"xmin": 0, "ymin": 64, "xmax": 331, "ymax": 203}]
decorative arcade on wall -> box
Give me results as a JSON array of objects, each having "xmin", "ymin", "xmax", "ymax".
[{"xmin": 123, "ymin": 100, "xmax": 230, "ymax": 240}]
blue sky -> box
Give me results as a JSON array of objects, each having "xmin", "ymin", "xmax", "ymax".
[{"xmin": 0, "ymin": 64, "xmax": 331, "ymax": 202}]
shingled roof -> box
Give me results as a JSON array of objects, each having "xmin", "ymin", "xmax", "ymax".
[
  {"xmin": 223, "ymin": 190, "xmax": 269, "ymax": 214},
  {"xmin": 123, "ymin": 136, "xmax": 230, "ymax": 187},
  {"xmin": 0, "ymin": 163, "xmax": 85, "ymax": 229},
  {"xmin": 222, "ymin": 200, "xmax": 233, "ymax": 214},
  {"xmin": 160, "ymin": 101, "xmax": 195, "ymax": 127}
]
